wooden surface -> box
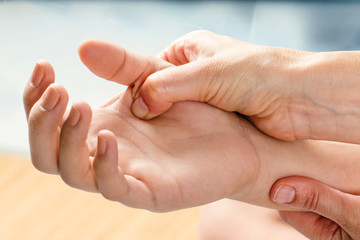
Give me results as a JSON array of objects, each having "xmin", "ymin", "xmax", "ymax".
[{"xmin": 0, "ymin": 152, "xmax": 199, "ymax": 240}]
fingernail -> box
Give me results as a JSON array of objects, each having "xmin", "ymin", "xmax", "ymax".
[
  {"xmin": 273, "ymin": 185, "xmax": 296, "ymax": 204},
  {"xmin": 66, "ymin": 106, "xmax": 81, "ymax": 127},
  {"xmin": 40, "ymin": 86, "xmax": 60, "ymax": 111},
  {"xmin": 97, "ymin": 134, "xmax": 107, "ymax": 156},
  {"xmin": 30, "ymin": 62, "xmax": 43, "ymax": 87},
  {"xmin": 132, "ymin": 97, "xmax": 149, "ymax": 118}
]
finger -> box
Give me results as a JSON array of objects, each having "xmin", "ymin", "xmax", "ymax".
[
  {"xmin": 131, "ymin": 59, "xmax": 221, "ymax": 119},
  {"xmin": 270, "ymin": 176, "xmax": 360, "ymax": 236},
  {"xmin": 278, "ymin": 211, "xmax": 344, "ymax": 240},
  {"xmin": 78, "ymin": 39, "xmax": 172, "ymax": 92},
  {"xmin": 93, "ymin": 130, "xmax": 156, "ymax": 210},
  {"xmin": 28, "ymin": 84, "xmax": 68, "ymax": 174},
  {"xmin": 23, "ymin": 60, "xmax": 55, "ymax": 119},
  {"xmin": 59, "ymin": 101, "xmax": 97, "ymax": 192},
  {"xmin": 159, "ymin": 39, "xmax": 189, "ymax": 66},
  {"xmin": 158, "ymin": 30, "xmax": 219, "ymax": 65}
]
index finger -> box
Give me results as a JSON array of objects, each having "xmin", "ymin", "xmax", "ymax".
[{"xmin": 78, "ymin": 39, "xmax": 172, "ymax": 93}]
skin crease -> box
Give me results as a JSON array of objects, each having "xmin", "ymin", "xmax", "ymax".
[{"xmin": 24, "ymin": 60, "xmax": 360, "ymax": 213}]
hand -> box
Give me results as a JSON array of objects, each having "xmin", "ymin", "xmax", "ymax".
[
  {"xmin": 23, "ymin": 59, "xmax": 262, "ymax": 212},
  {"xmin": 270, "ymin": 176, "xmax": 360, "ymax": 239},
  {"xmin": 129, "ymin": 30, "xmax": 312, "ymax": 141},
  {"xmin": 127, "ymin": 30, "xmax": 360, "ymax": 144}
]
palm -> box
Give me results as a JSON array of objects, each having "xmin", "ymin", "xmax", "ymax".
[
  {"xmin": 25, "ymin": 44, "xmax": 263, "ymax": 212},
  {"xmin": 86, "ymin": 89, "xmax": 260, "ymax": 211}
]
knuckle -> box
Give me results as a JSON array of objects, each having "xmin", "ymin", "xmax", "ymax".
[
  {"xmin": 145, "ymin": 74, "xmax": 167, "ymax": 99},
  {"xmin": 100, "ymin": 191, "xmax": 118, "ymax": 202},
  {"xmin": 198, "ymin": 60, "xmax": 223, "ymax": 102},
  {"xmin": 59, "ymin": 169, "xmax": 86, "ymax": 189},
  {"xmin": 300, "ymin": 189, "xmax": 320, "ymax": 212},
  {"xmin": 92, "ymin": 158, "xmax": 102, "ymax": 172},
  {"xmin": 174, "ymin": 41, "xmax": 185, "ymax": 59},
  {"xmin": 60, "ymin": 172, "xmax": 76, "ymax": 188},
  {"xmin": 59, "ymin": 135, "xmax": 72, "ymax": 150},
  {"xmin": 277, "ymin": 211, "xmax": 290, "ymax": 223},
  {"xmin": 31, "ymin": 158, "xmax": 58, "ymax": 174},
  {"xmin": 27, "ymin": 107, "xmax": 57, "ymax": 133},
  {"xmin": 93, "ymin": 161, "xmax": 109, "ymax": 179},
  {"xmin": 31, "ymin": 159, "xmax": 43, "ymax": 172},
  {"xmin": 94, "ymin": 159, "xmax": 118, "ymax": 179},
  {"xmin": 98, "ymin": 180, "xmax": 128, "ymax": 203},
  {"xmin": 27, "ymin": 113, "xmax": 43, "ymax": 132}
]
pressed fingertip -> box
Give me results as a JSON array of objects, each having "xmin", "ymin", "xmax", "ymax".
[{"xmin": 132, "ymin": 96, "xmax": 149, "ymax": 119}]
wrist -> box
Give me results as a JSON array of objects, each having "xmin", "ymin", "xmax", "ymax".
[
  {"xmin": 227, "ymin": 130, "xmax": 310, "ymax": 208},
  {"xmin": 226, "ymin": 129, "xmax": 303, "ymax": 209},
  {"xmin": 229, "ymin": 135, "xmax": 360, "ymax": 210}
]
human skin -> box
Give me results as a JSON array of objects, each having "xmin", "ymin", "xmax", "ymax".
[
  {"xmin": 74, "ymin": 34, "xmax": 360, "ymax": 238},
  {"xmin": 271, "ymin": 176, "xmax": 360, "ymax": 239},
  {"xmin": 199, "ymin": 177, "xmax": 359, "ymax": 240},
  {"xmin": 23, "ymin": 53, "xmax": 360, "ymax": 212},
  {"xmin": 127, "ymin": 30, "xmax": 360, "ymax": 144}
]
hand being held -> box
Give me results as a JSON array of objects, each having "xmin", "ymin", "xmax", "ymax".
[{"xmin": 23, "ymin": 54, "xmax": 263, "ymax": 212}]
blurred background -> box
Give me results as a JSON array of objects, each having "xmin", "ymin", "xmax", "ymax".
[{"xmin": 0, "ymin": 0, "xmax": 360, "ymax": 239}]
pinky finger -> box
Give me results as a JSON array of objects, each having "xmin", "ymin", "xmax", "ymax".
[{"xmin": 93, "ymin": 130, "xmax": 155, "ymax": 210}]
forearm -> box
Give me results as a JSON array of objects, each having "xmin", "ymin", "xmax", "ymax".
[
  {"xmin": 231, "ymin": 135, "xmax": 360, "ymax": 210},
  {"xmin": 285, "ymin": 50, "xmax": 360, "ymax": 143}
]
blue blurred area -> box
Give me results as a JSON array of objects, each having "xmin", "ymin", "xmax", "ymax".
[
  {"xmin": 251, "ymin": 1, "xmax": 360, "ymax": 51},
  {"xmin": 0, "ymin": 0, "xmax": 359, "ymax": 152}
]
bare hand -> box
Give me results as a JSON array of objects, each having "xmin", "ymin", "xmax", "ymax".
[
  {"xmin": 129, "ymin": 30, "xmax": 312, "ymax": 141},
  {"xmin": 125, "ymin": 30, "xmax": 360, "ymax": 144},
  {"xmin": 23, "ymin": 58, "xmax": 262, "ymax": 212}
]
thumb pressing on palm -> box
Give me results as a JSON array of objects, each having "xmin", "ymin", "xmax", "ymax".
[{"xmin": 131, "ymin": 59, "xmax": 226, "ymax": 119}]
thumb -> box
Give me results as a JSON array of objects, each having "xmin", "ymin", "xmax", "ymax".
[
  {"xmin": 270, "ymin": 176, "xmax": 360, "ymax": 238},
  {"xmin": 131, "ymin": 60, "xmax": 221, "ymax": 119}
]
